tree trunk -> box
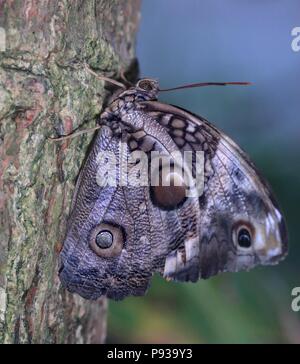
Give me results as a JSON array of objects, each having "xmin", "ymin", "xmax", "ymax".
[{"xmin": 0, "ymin": 0, "xmax": 140, "ymax": 344}]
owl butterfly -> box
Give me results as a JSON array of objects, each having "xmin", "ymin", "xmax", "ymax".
[{"xmin": 59, "ymin": 78, "xmax": 288, "ymax": 300}]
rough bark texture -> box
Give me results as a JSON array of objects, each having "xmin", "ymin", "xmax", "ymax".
[{"xmin": 0, "ymin": 0, "xmax": 140, "ymax": 344}]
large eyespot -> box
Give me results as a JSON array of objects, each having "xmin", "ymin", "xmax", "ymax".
[
  {"xmin": 232, "ymin": 222, "xmax": 253, "ymax": 249},
  {"xmin": 137, "ymin": 79, "xmax": 154, "ymax": 91},
  {"xmin": 150, "ymin": 159, "xmax": 187, "ymax": 210},
  {"xmin": 151, "ymin": 184, "xmax": 187, "ymax": 210},
  {"xmin": 89, "ymin": 223, "xmax": 124, "ymax": 257}
]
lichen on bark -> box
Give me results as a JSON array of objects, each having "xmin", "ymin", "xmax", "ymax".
[{"xmin": 0, "ymin": 0, "xmax": 140, "ymax": 344}]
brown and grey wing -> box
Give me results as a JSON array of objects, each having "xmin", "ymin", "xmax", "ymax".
[{"xmin": 140, "ymin": 101, "xmax": 288, "ymax": 281}]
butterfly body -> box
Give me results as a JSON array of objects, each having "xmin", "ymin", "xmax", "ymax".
[{"xmin": 59, "ymin": 78, "xmax": 288, "ymax": 300}]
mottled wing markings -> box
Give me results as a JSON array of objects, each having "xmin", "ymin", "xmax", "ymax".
[
  {"xmin": 136, "ymin": 101, "xmax": 267, "ymax": 281},
  {"xmin": 108, "ymin": 100, "xmax": 277, "ymax": 282}
]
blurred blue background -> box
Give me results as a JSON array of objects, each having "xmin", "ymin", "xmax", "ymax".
[{"xmin": 108, "ymin": 0, "xmax": 300, "ymax": 343}]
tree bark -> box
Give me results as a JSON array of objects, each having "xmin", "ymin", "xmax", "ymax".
[{"xmin": 0, "ymin": 0, "xmax": 140, "ymax": 344}]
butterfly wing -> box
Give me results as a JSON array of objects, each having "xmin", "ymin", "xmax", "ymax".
[
  {"xmin": 59, "ymin": 125, "xmax": 157, "ymax": 299},
  {"xmin": 139, "ymin": 100, "xmax": 288, "ymax": 281}
]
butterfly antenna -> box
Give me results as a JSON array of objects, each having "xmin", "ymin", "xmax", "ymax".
[
  {"xmin": 84, "ymin": 63, "xmax": 126, "ymax": 89},
  {"xmin": 159, "ymin": 81, "xmax": 251, "ymax": 92},
  {"xmin": 49, "ymin": 125, "xmax": 102, "ymax": 142}
]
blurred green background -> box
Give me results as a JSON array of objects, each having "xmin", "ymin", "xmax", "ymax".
[{"xmin": 107, "ymin": 0, "xmax": 300, "ymax": 343}]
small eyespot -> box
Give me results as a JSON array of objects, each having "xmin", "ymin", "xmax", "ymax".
[
  {"xmin": 238, "ymin": 228, "xmax": 252, "ymax": 248},
  {"xmin": 137, "ymin": 79, "xmax": 153, "ymax": 91},
  {"xmin": 90, "ymin": 223, "xmax": 124, "ymax": 257},
  {"xmin": 232, "ymin": 222, "xmax": 253, "ymax": 250}
]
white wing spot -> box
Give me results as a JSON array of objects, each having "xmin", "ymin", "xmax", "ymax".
[
  {"xmin": 163, "ymin": 251, "xmax": 177, "ymax": 277},
  {"xmin": 274, "ymin": 208, "xmax": 282, "ymax": 222},
  {"xmin": 267, "ymin": 246, "xmax": 282, "ymax": 257},
  {"xmin": 186, "ymin": 124, "xmax": 196, "ymax": 133},
  {"xmin": 185, "ymin": 238, "xmax": 199, "ymax": 262},
  {"xmin": 254, "ymin": 230, "xmax": 266, "ymax": 250}
]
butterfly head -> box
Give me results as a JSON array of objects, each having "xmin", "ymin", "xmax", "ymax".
[
  {"xmin": 136, "ymin": 78, "xmax": 159, "ymax": 93},
  {"xmin": 129, "ymin": 78, "xmax": 159, "ymax": 100}
]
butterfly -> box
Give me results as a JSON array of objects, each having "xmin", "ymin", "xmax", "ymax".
[{"xmin": 59, "ymin": 78, "xmax": 288, "ymax": 300}]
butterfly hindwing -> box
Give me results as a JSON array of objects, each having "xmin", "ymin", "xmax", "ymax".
[{"xmin": 141, "ymin": 100, "xmax": 287, "ymax": 279}]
